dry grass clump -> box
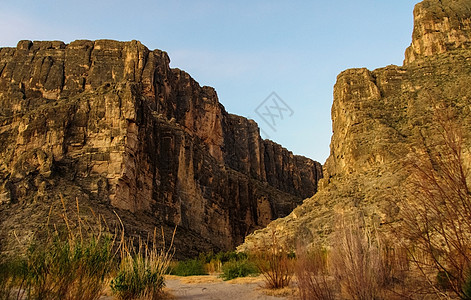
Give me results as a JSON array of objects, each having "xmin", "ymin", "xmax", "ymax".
[{"xmin": 111, "ymin": 228, "xmax": 175, "ymax": 300}]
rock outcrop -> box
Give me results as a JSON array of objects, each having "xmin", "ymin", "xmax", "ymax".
[
  {"xmin": 240, "ymin": 0, "xmax": 471, "ymax": 251},
  {"xmin": 404, "ymin": 0, "xmax": 471, "ymax": 64},
  {"xmin": 0, "ymin": 40, "xmax": 322, "ymax": 257}
]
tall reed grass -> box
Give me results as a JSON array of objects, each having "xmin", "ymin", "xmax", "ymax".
[
  {"xmin": 111, "ymin": 228, "xmax": 175, "ymax": 300},
  {"xmin": 0, "ymin": 196, "xmax": 175, "ymax": 300}
]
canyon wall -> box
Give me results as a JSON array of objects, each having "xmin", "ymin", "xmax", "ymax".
[
  {"xmin": 0, "ymin": 40, "xmax": 322, "ymax": 256},
  {"xmin": 241, "ymin": 0, "xmax": 471, "ymax": 251}
]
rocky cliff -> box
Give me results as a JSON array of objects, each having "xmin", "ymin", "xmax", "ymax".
[
  {"xmin": 0, "ymin": 40, "xmax": 322, "ymax": 256},
  {"xmin": 404, "ymin": 0, "xmax": 471, "ymax": 64},
  {"xmin": 240, "ymin": 0, "xmax": 471, "ymax": 251}
]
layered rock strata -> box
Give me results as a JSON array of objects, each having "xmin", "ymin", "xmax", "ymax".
[{"xmin": 0, "ymin": 40, "xmax": 322, "ymax": 256}]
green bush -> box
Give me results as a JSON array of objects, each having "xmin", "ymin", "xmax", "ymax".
[
  {"xmin": 110, "ymin": 257, "xmax": 166, "ymax": 300},
  {"xmin": 170, "ymin": 259, "xmax": 208, "ymax": 276},
  {"xmin": 198, "ymin": 251, "xmax": 215, "ymax": 264},
  {"xmin": 215, "ymin": 251, "xmax": 248, "ymax": 264},
  {"xmin": 221, "ymin": 259, "xmax": 258, "ymax": 281}
]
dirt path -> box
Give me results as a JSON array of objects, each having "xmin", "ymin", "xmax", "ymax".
[{"xmin": 164, "ymin": 275, "xmax": 291, "ymax": 300}]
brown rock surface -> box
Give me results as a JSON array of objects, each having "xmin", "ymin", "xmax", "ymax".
[
  {"xmin": 0, "ymin": 39, "xmax": 322, "ymax": 257},
  {"xmin": 404, "ymin": 0, "xmax": 471, "ymax": 64},
  {"xmin": 240, "ymin": 0, "xmax": 471, "ymax": 251}
]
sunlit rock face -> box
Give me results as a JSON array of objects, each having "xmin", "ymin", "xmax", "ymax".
[
  {"xmin": 0, "ymin": 39, "xmax": 322, "ymax": 257},
  {"xmin": 240, "ymin": 0, "xmax": 471, "ymax": 252},
  {"xmin": 404, "ymin": 0, "xmax": 471, "ymax": 65}
]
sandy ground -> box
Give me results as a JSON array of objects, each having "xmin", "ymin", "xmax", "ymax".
[
  {"xmin": 164, "ymin": 275, "xmax": 292, "ymax": 300},
  {"xmin": 97, "ymin": 275, "xmax": 294, "ymax": 299},
  {"xmin": 13, "ymin": 275, "xmax": 293, "ymax": 300}
]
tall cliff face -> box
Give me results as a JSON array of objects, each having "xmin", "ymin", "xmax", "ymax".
[
  {"xmin": 240, "ymin": 0, "xmax": 471, "ymax": 251},
  {"xmin": 0, "ymin": 40, "xmax": 322, "ymax": 256},
  {"xmin": 404, "ymin": 0, "xmax": 471, "ymax": 64}
]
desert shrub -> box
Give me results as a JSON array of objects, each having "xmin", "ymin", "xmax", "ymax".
[
  {"xmin": 330, "ymin": 214, "xmax": 406, "ymax": 300},
  {"xmin": 255, "ymin": 232, "xmax": 294, "ymax": 289},
  {"xmin": 197, "ymin": 251, "xmax": 214, "ymax": 264},
  {"xmin": 295, "ymin": 246, "xmax": 335, "ymax": 300},
  {"xmin": 400, "ymin": 107, "xmax": 471, "ymax": 299},
  {"xmin": 220, "ymin": 259, "xmax": 258, "ymax": 280},
  {"xmin": 195, "ymin": 251, "xmax": 250, "ymax": 274},
  {"xmin": 197, "ymin": 251, "xmax": 221, "ymax": 273},
  {"xmin": 295, "ymin": 225, "xmax": 408, "ymax": 300},
  {"xmin": 170, "ymin": 259, "xmax": 207, "ymax": 276},
  {"xmin": 111, "ymin": 229, "xmax": 174, "ymax": 300},
  {"xmin": 1, "ymin": 197, "xmax": 175, "ymax": 300}
]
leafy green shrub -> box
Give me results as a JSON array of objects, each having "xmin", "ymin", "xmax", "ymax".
[
  {"xmin": 221, "ymin": 259, "xmax": 258, "ymax": 280},
  {"xmin": 170, "ymin": 259, "xmax": 208, "ymax": 276}
]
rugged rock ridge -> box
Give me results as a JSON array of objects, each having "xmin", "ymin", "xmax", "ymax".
[
  {"xmin": 241, "ymin": 0, "xmax": 471, "ymax": 251},
  {"xmin": 0, "ymin": 40, "xmax": 322, "ymax": 256},
  {"xmin": 405, "ymin": 0, "xmax": 471, "ymax": 64}
]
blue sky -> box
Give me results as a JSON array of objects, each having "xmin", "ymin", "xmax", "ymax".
[{"xmin": 1, "ymin": 0, "xmax": 419, "ymax": 163}]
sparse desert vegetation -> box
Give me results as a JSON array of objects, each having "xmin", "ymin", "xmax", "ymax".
[
  {"xmin": 110, "ymin": 227, "xmax": 175, "ymax": 300},
  {"xmin": 291, "ymin": 107, "xmax": 471, "ymax": 300},
  {"xmin": 0, "ymin": 198, "xmax": 175, "ymax": 300},
  {"xmin": 3, "ymin": 109, "xmax": 471, "ymax": 300},
  {"xmin": 1, "ymin": 1, "xmax": 471, "ymax": 300},
  {"xmin": 398, "ymin": 108, "xmax": 471, "ymax": 299}
]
